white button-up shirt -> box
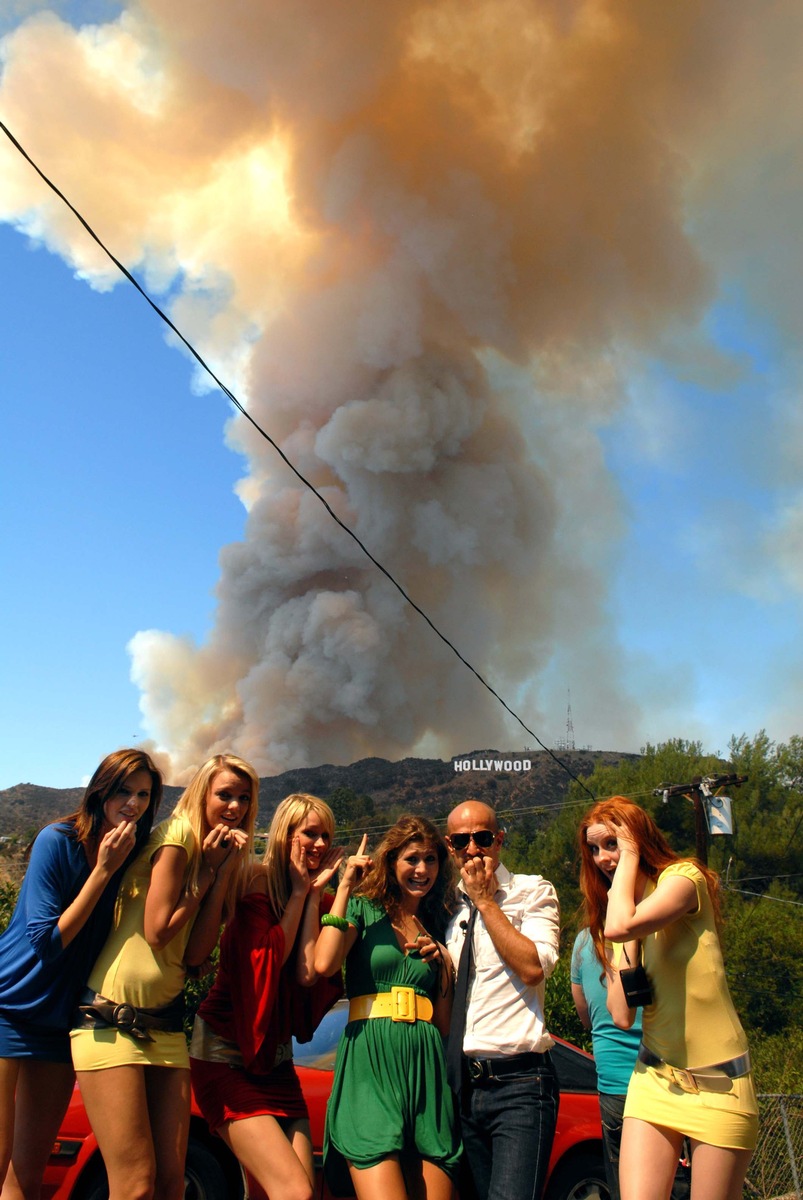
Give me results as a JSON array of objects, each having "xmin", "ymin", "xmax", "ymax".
[{"xmin": 445, "ymin": 862, "xmax": 560, "ymax": 1057}]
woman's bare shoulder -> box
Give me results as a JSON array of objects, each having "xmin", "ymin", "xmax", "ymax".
[{"xmin": 245, "ymin": 864, "xmax": 269, "ymax": 895}]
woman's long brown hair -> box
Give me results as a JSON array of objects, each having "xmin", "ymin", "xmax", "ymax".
[
  {"xmin": 358, "ymin": 814, "xmax": 456, "ymax": 939},
  {"xmin": 54, "ymin": 747, "xmax": 162, "ymax": 856}
]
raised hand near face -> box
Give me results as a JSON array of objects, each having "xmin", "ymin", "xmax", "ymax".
[
  {"xmin": 309, "ymin": 844, "xmax": 345, "ymax": 893},
  {"xmin": 460, "ymin": 851, "xmax": 498, "ymax": 907},
  {"xmin": 288, "ymin": 834, "xmax": 312, "ymax": 895},
  {"xmin": 340, "ymin": 833, "xmax": 372, "ymax": 894},
  {"xmin": 202, "ymin": 823, "xmax": 249, "ymax": 877},
  {"xmin": 613, "ymin": 824, "xmax": 639, "ymax": 862},
  {"xmin": 96, "ymin": 820, "xmax": 138, "ymax": 875}
]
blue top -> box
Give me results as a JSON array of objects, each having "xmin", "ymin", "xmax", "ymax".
[
  {"xmin": 0, "ymin": 822, "xmax": 122, "ymax": 1030},
  {"xmin": 571, "ymin": 928, "xmax": 642, "ymax": 1095}
]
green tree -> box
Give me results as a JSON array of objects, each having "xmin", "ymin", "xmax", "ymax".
[
  {"xmin": 725, "ymin": 732, "xmax": 803, "ymax": 890},
  {"xmin": 721, "ymin": 885, "xmax": 803, "ymax": 1037},
  {"xmin": 0, "ymin": 879, "xmax": 18, "ymax": 935},
  {"xmin": 326, "ymin": 787, "xmax": 376, "ymax": 835},
  {"xmin": 544, "ymin": 952, "xmax": 591, "ymax": 1053}
]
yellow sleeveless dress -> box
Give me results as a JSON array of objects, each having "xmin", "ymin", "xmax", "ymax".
[
  {"xmin": 71, "ymin": 813, "xmax": 197, "ymax": 1070},
  {"xmin": 623, "ymin": 861, "xmax": 758, "ymax": 1149}
]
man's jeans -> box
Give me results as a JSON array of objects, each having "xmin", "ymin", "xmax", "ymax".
[
  {"xmin": 599, "ymin": 1092, "xmax": 627, "ymax": 1200},
  {"xmin": 459, "ymin": 1057, "xmax": 559, "ymax": 1200}
]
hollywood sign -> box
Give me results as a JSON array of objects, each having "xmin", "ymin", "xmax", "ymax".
[{"xmin": 453, "ymin": 758, "xmax": 532, "ymax": 772}]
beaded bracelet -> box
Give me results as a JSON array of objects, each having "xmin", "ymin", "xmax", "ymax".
[{"xmin": 321, "ymin": 913, "xmax": 350, "ymax": 931}]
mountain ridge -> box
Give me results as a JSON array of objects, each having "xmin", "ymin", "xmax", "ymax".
[{"xmin": 0, "ymin": 749, "xmax": 639, "ymax": 837}]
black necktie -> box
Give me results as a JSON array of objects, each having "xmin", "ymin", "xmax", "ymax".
[{"xmin": 446, "ymin": 901, "xmax": 478, "ymax": 1093}]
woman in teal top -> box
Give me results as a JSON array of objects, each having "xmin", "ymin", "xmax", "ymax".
[{"xmin": 315, "ymin": 815, "xmax": 460, "ymax": 1200}]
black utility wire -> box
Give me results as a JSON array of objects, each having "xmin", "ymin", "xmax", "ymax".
[{"xmin": 0, "ymin": 117, "xmax": 595, "ymax": 801}]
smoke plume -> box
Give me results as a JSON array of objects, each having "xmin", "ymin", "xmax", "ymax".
[{"xmin": 2, "ymin": 0, "xmax": 793, "ymax": 778}]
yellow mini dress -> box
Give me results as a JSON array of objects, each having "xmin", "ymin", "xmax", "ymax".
[
  {"xmin": 71, "ymin": 812, "xmax": 198, "ymax": 1071},
  {"xmin": 623, "ymin": 861, "xmax": 758, "ymax": 1150}
]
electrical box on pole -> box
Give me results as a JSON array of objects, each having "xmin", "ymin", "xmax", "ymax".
[{"xmin": 653, "ymin": 774, "xmax": 747, "ymax": 865}]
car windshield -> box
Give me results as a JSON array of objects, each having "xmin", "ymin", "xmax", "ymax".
[{"xmin": 293, "ymin": 999, "xmax": 349, "ymax": 1069}]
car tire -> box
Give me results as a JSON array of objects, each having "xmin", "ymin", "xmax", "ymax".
[
  {"xmin": 184, "ymin": 1139, "xmax": 232, "ymax": 1200},
  {"xmin": 72, "ymin": 1138, "xmax": 237, "ymax": 1200},
  {"xmin": 544, "ymin": 1149, "xmax": 610, "ymax": 1200}
]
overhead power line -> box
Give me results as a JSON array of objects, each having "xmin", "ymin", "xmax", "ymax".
[
  {"xmin": 0, "ymin": 118, "xmax": 596, "ymax": 800},
  {"xmin": 723, "ymin": 886, "xmax": 803, "ymax": 910}
]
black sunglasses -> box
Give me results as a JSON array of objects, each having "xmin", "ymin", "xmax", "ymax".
[{"xmin": 448, "ymin": 830, "xmax": 496, "ymax": 851}]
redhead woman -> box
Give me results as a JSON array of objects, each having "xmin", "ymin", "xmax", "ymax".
[
  {"xmin": 0, "ymin": 748, "xmax": 160, "ymax": 1200},
  {"xmin": 70, "ymin": 753, "xmax": 258, "ymax": 1200},
  {"xmin": 579, "ymin": 797, "xmax": 757, "ymax": 1200},
  {"xmin": 315, "ymin": 815, "xmax": 460, "ymax": 1200},
  {"xmin": 190, "ymin": 792, "xmax": 344, "ymax": 1200}
]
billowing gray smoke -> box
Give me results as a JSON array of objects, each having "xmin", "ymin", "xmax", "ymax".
[{"xmin": 3, "ymin": 0, "xmax": 782, "ymax": 779}]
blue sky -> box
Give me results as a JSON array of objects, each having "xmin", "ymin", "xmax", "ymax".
[
  {"xmin": 1, "ymin": 2, "xmax": 801, "ymax": 787},
  {"xmin": 0, "ymin": 221, "xmax": 247, "ymax": 784}
]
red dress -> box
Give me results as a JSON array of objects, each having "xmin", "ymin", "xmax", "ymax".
[{"xmin": 190, "ymin": 892, "xmax": 342, "ymax": 1132}]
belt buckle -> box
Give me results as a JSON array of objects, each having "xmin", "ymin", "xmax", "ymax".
[
  {"xmin": 467, "ymin": 1059, "xmax": 489, "ymax": 1083},
  {"xmin": 273, "ymin": 1041, "xmax": 293, "ymax": 1067},
  {"xmin": 669, "ymin": 1066, "xmax": 699, "ymax": 1094},
  {"xmin": 391, "ymin": 986, "xmax": 416, "ymax": 1023},
  {"xmin": 112, "ymin": 1003, "xmax": 137, "ymax": 1033}
]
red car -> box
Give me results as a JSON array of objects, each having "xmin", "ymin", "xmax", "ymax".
[{"xmin": 43, "ymin": 1001, "xmax": 609, "ymax": 1200}]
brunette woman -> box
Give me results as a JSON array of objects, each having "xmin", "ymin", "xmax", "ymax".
[
  {"xmin": 579, "ymin": 797, "xmax": 756, "ymax": 1200},
  {"xmin": 315, "ymin": 815, "xmax": 459, "ymax": 1200},
  {"xmin": 190, "ymin": 792, "xmax": 343, "ymax": 1200},
  {"xmin": 0, "ymin": 747, "xmax": 161, "ymax": 1199},
  {"xmin": 71, "ymin": 753, "xmax": 258, "ymax": 1200}
]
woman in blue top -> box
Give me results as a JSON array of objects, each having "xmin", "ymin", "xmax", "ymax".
[{"xmin": 0, "ymin": 747, "xmax": 161, "ymax": 1199}]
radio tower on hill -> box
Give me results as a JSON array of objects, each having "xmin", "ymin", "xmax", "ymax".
[{"xmin": 556, "ymin": 689, "xmax": 576, "ymax": 752}]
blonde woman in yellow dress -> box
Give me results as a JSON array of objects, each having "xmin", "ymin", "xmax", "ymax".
[
  {"xmin": 71, "ymin": 754, "xmax": 258, "ymax": 1200},
  {"xmin": 579, "ymin": 797, "xmax": 756, "ymax": 1200}
]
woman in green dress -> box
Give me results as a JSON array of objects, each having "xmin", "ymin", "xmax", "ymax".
[{"xmin": 314, "ymin": 815, "xmax": 460, "ymax": 1200}]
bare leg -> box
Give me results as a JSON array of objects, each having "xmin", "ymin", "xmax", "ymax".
[
  {"xmin": 1, "ymin": 1060, "xmax": 75, "ymax": 1200},
  {"xmin": 218, "ymin": 1114, "xmax": 313, "ymax": 1200},
  {"xmin": 77, "ymin": 1066, "xmax": 157, "ymax": 1200},
  {"xmin": 144, "ymin": 1067, "xmax": 191, "ymax": 1200},
  {"xmin": 0, "ymin": 1060, "xmax": 20, "ymax": 1190},
  {"xmin": 405, "ymin": 1157, "xmax": 454, "ymax": 1200},
  {"xmin": 688, "ymin": 1141, "xmax": 753, "ymax": 1200},
  {"xmin": 350, "ymin": 1156, "xmax": 409, "ymax": 1200},
  {"xmin": 620, "ymin": 1118, "xmax": 684, "ymax": 1200},
  {"xmin": 287, "ymin": 1118, "xmax": 315, "ymax": 1187}
]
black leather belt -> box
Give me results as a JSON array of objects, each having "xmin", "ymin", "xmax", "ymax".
[
  {"xmin": 637, "ymin": 1042, "xmax": 751, "ymax": 1094},
  {"xmin": 77, "ymin": 988, "xmax": 185, "ymax": 1042},
  {"xmin": 465, "ymin": 1050, "xmax": 551, "ymax": 1084}
]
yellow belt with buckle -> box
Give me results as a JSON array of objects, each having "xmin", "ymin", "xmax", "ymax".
[{"xmin": 349, "ymin": 986, "xmax": 433, "ymax": 1024}]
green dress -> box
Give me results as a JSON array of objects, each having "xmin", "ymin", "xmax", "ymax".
[{"xmin": 324, "ymin": 896, "xmax": 461, "ymax": 1187}]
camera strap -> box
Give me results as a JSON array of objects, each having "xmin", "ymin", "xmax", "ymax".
[{"xmin": 621, "ymin": 940, "xmax": 642, "ymax": 968}]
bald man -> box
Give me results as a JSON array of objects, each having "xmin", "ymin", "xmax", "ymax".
[{"xmin": 445, "ymin": 800, "xmax": 560, "ymax": 1200}]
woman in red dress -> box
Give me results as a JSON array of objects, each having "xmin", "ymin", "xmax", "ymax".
[{"xmin": 190, "ymin": 793, "xmax": 343, "ymax": 1200}]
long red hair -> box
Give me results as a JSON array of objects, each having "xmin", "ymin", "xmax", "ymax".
[{"xmin": 578, "ymin": 796, "xmax": 721, "ymax": 968}]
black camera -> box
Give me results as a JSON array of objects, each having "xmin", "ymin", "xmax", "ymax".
[{"xmin": 620, "ymin": 962, "xmax": 653, "ymax": 1008}]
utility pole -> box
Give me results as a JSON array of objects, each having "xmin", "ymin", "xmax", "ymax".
[{"xmin": 653, "ymin": 774, "xmax": 748, "ymax": 865}]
